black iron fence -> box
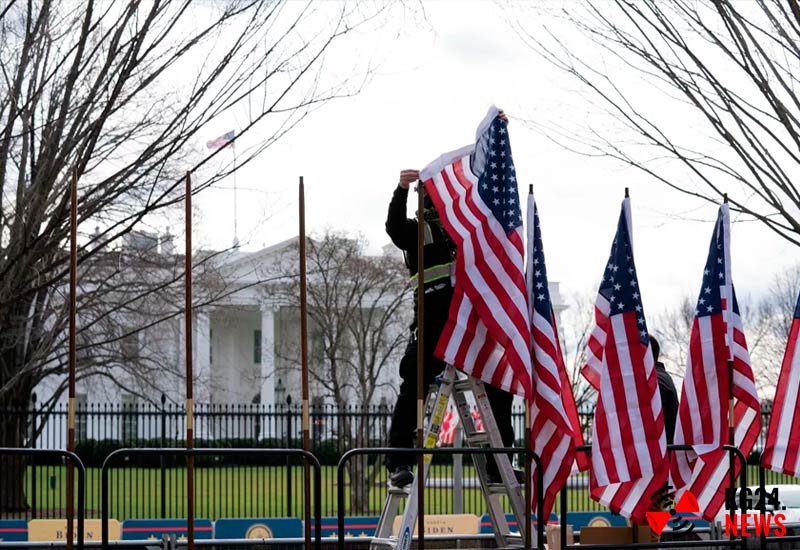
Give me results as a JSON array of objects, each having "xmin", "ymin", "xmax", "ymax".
[{"xmin": 0, "ymin": 398, "xmax": 794, "ymax": 521}]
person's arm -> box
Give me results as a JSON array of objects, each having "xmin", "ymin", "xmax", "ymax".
[{"xmin": 385, "ymin": 169, "xmax": 419, "ymax": 250}]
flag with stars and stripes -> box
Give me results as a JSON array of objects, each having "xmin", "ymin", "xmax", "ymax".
[
  {"xmin": 581, "ymin": 197, "xmax": 667, "ymax": 522},
  {"xmin": 527, "ymin": 192, "xmax": 587, "ymax": 521},
  {"xmin": 671, "ymin": 204, "xmax": 761, "ymax": 521},
  {"xmin": 421, "ymin": 106, "xmax": 532, "ymax": 399},
  {"xmin": 763, "ymin": 290, "xmax": 800, "ymax": 478}
]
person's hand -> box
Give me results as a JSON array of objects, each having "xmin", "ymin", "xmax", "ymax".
[
  {"xmin": 398, "ymin": 169, "xmax": 419, "ymax": 189},
  {"xmin": 498, "ymin": 110, "xmax": 509, "ymax": 124}
]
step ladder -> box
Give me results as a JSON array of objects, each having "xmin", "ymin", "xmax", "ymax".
[{"xmin": 371, "ymin": 364, "xmax": 527, "ymax": 550}]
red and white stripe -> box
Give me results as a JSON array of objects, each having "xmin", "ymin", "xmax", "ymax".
[
  {"xmin": 671, "ymin": 205, "xmax": 761, "ymax": 522},
  {"xmin": 527, "ymin": 194, "xmax": 586, "ymax": 520},
  {"xmin": 585, "ymin": 296, "xmax": 667, "ymax": 521},
  {"xmin": 421, "ymin": 150, "xmax": 532, "ymax": 399},
  {"xmin": 581, "ymin": 199, "xmax": 667, "ymax": 523},
  {"xmin": 763, "ymin": 306, "xmax": 800, "ymax": 477},
  {"xmin": 438, "ymin": 409, "xmax": 457, "ymax": 447}
]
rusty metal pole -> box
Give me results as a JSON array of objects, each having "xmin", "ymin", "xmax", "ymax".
[
  {"xmin": 299, "ymin": 177, "xmax": 312, "ymax": 547},
  {"xmin": 67, "ymin": 169, "xmax": 78, "ymax": 550},
  {"xmin": 416, "ymin": 184, "xmax": 425, "ymax": 550},
  {"xmin": 184, "ymin": 171, "xmax": 195, "ymax": 550}
]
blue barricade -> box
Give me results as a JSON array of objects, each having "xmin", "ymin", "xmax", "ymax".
[
  {"xmin": 213, "ymin": 518, "xmax": 302, "ymax": 539},
  {"xmin": 121, "ymin": 519, "xmax": 213, "ymax": 540},
  {"xmin": 566, "ymin": 511, "xmax": 628, "ymax": 531},
  {"xmin": 308, "ymin": 516, "xmax": 380, "ymax": 538},
  {"xmin": 0, "ymin": 520, "xmax": 27, "ymax": 542}
]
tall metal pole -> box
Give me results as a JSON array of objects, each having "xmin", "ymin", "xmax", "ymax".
[
  {"xmin": 724, "ymin": 194, "xmax": 737, "ymax": 516},
  {"xmin": 525, "ymin": 184, "xmax": 533, "ymax": 550},
  {"xmin": 416, "ymin": 184, "xmax": 425, "ymax": 550},
  {"xmin": 299, "ymin": 177, "xmax": 312, "ymax": 548},
  {"xmin": 184, "ymin": 171, "xmax": 195, "ymax": 550},
  {"xmin": 67, "ymin": 168, "xmax": 78, "ymax": 550}
]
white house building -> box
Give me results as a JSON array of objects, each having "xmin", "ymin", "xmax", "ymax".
[{"xmin": 35, "ymin": 233, "xmax": 568, "ymax": 415}]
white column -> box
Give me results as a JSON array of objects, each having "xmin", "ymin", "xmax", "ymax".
[
  {"xmin": 195, "ymin": 310, "xmax": 212, "ymax": 403},
  {"xmin": 260, "ymin": 304, "xmax": 276, "ymax": 407}
]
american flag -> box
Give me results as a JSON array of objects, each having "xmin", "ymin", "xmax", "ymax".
[
  {"xmin": 671, "ymin": 204, "xmax": 761, "ymax": 521},
  {"xmin": 421, "ymin": 106, "xmax": 532, "ymax": 399},
  {"xmin": 206, "ymin": 130, "xmax": 235, "ymax": 149},
  {"xmin": 527, "ymin": 193, "xmax": 587, "ymax": 520},
  {"xmin": 581, "ymin": 197, "xmax": 667, "ymax": 522},
  {"xmin": 762, "ymin": 291, "xmax": 800, "ymax": 477},
  {"xmin": 438, "ymin": 409, "xmax": 457, "ymax": 447}
]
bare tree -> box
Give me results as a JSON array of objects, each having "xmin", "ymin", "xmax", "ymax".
[
  {"xmin": 0, "ymin": 0, "xmax": 397, "ymax": 512},
  {"xmin": 559, "ymin": 290, "xmax": 597, "ymax": 412},
  {"xmin": 512, "ymin": 1, "xmax": 800, "ymax": 244},
  {"xmin": 651, "ymin": 265, "xmax": 800, "ymax": 398},
  {"xmin": 272, "ymin": 230, "xmax": 410, "ymax": 513}
]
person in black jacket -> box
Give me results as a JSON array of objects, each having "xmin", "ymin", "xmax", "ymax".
[
  {"xmin": 650, "ymin": 335, "xmax": 679, "ymax": 445},
  {"xmin": 384, "ymin": 168, "xmax": 516, "ymax": 488}
]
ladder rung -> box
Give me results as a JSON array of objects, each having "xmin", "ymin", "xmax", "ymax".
[
  {"xmin": 387, "ymin": 486, "xmax": 411, "ymax": 496},
  {"xmin": 453, "ymin": 379, "xmax": 473, "ymax": 392},
  {"xmin": 465, "ymin": 433, "xmax": 490, "ymax": 445},
  {"xmin": 369, "ymin": 537, "xmax": 396, "ymax": 549}
]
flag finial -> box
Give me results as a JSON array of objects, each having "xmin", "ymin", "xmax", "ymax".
[
  {"xmin": 723, "ymin": 193, "xmax": 728, "ymax": 204},
  {"xmin": 529, "ymin": 184, "xmax": 533, "ymax": 194},
  {"xmin": 624, "ymin": 187, "xmax": 630, "ymax": 198}
]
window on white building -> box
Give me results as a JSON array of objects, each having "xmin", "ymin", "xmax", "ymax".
[
  {"xmin": 75, "ymin": 393, "xmax": 88, "ymax": 441},
  {"xmin": 121, "ymin": 394, "xmax": 138, "ymax": 442},
  {"xmin": 253, "ymin": 329, "xmax": 262, "ymax": 364}
]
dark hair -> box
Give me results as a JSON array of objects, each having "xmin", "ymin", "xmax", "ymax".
[{"xmin": 649, "ymin": 334, "xmax": 660, "ymax": 362}]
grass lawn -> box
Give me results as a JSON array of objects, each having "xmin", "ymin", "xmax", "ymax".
[
  {"xmin": 26, "ymin": 464, "xmax": 578, "ymax": 519},
  {"xmin": 23, "ymin": 464, "xmax": 792, "ymax": 520}
]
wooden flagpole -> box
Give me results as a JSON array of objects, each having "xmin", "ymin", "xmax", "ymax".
[
  {"xmin": 184, "ymin": 171, "xmax": 195, "ymax": 550},
  {"xmin": 299, "ymin": 177, "xmax": 312, "ymax": 547},
  {"xmin": 416, "ymin": 183, "xmax": 426, "ymax": 550},
  {"xmin": 67, "ymin": 168, "xmax": 78, "ymax": 550}
]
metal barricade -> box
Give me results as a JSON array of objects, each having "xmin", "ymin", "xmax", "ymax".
[
  {"xmin": 337, "ymin": 446, "xmax": 544, "ymax": 550},
  {"xmin": 100, "ymin": 448, "xmax": 322, "ymax": 550},
  {"xmin": 0, "ymin": 448, "xmax": 86, "ymax": 550},
  {"xmin": 558, "ymin": 444, "xmax": 749, "ymax": 550}
]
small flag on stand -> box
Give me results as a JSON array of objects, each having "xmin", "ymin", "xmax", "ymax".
[
  {"xmin": 581, "ymin": 196, "xmax": 667, "ymax": 523},
  {"xmin": 762, "ymin": 291, "xmax": 800, "ymax": 477},
  {"xmin": 527, "ymin": 192, "xmax": 587, "ymax": 520},
  {"xmin": 671, "ymin": 204, "xmax": 761, "ymax": 521}
]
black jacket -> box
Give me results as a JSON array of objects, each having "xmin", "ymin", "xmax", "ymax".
[
  {"xmin": 655, "ymin": 361, "xmax": 679, "ymax": 445},
  {"xmin": 385, "ymin": 185, "xmax": 454, "ymax": 336}
]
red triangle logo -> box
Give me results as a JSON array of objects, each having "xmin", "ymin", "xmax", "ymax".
[
  {"xmin": 676, "ymin": 491, "xmax": 700, "ymax": 513},
  {"xmin": 645, "ymin": 511, "xmax": 670, "ymax": 535}
]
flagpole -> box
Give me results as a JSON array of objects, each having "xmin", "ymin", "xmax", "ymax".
[
  {"xmin": 299, "ymin": 177, "xmax": 312, "ymax": 547},
  {"xmin": 184, "ymin": 171, "xmax": 195, "ymax": 550},
  {"xmin": 67, "ymin": 168, "xmax": 78, "ymax": 550},
  {"xmin": 232, "ymin": 144, "xmax": 238, "ymax": 248},
  {"xmin": 524, "ymin": 184, "xmax": 533, "ymax": 550},
  {"xmin": 625, "ymin": 187, "xmax": 640, "ymax": 544},
  {"xmin": 724, "ymin": 194, "xmax": 737, "ymax": 510},
  {"xmin": 416, "ymin": 182, "xmax": 426, "ymax": 550}
]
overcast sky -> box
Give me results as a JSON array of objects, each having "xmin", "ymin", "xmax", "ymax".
[{"xmin": 194, "ymin": 1, "xmax": 797, "ymax": 317}]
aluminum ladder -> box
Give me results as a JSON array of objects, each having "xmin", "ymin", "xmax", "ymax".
[{"xmin": 371, "ymin": 364, "xmax": 527, "ymax": 549}]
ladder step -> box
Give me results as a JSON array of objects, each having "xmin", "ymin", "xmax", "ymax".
[
  {"xmin": 465, "ymin": 433, "xmax": 489, "ymax": 445},
  {"xmin": 369, "ymin": 537, "xmax": 396, "ymax": 549},
  {"xmin": 453, "ymin": 379, "xmax": 473, "ymax": 392},
  {"xmin": 387, "ymin": 486, "xmax": 411, "ymax": 496}
]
